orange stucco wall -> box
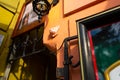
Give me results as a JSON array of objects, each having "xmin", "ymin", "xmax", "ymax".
[{"xmin": 43, "ymin": 0, "xmax": 120, "ymax": 80}]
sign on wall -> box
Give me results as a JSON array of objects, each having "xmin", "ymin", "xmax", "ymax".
[{"xmin": 63, "ymin": 0, "xmax": 104, "ymax": 16}]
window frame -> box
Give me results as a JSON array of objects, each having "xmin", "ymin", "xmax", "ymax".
[
  {"xmin": 76, "ymin": 5, "xmax": 120, "ymax": 80},
  {"xmin": 12, "ymin": 1, "xmax": 44, "ymax": 38}
]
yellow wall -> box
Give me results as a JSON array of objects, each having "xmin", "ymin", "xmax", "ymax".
[
  {"xmin": 0, "ymin": 0, "xmax": 25, "ymax": 76},
  {"xmin": 43, "ymin": 0, "xmax": 120, "ymax": 79}
]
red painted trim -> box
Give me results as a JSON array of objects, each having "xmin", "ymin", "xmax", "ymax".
[
  {"xmin": 88, "ymin": 31, "xmax": 99, "ymax": 80},
  {"xmin": 12, "ymin": 3, "xmax": 26, "ymax": 37},
  {"xmin": 12, "ymin": 2, "xmax": 45, "ymax": 38}
]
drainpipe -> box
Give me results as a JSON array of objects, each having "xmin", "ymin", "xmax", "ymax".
[{"xmin": 63, "ymin": 35, "xmax": 78, "ymax": 80}]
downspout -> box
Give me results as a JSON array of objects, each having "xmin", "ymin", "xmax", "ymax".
[{"xmin": 63, "ymin": 35, "xmax": 78, "ymax": 80}]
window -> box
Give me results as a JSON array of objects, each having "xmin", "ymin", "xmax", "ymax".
[{"xmin": 77, "ymin": 6, "xmax": 120, "ymax": 80}]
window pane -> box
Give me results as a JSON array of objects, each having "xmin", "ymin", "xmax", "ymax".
[{"xmin": 90, "ymin": 21, "xmax": 120, "ymax": 80}]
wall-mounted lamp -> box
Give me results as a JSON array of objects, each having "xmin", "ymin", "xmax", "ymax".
[{"xmin": 32, "ymin": 0, "xmax": 59, "ymax": 20}]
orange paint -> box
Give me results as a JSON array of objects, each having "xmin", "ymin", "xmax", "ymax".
[
  {"xmin": 43, "ymin": 0, "xmax": 120, "ymax": 79},
  {"xmin": 63, "ymin": 0, "xmax": 104, "ymax": 16}
]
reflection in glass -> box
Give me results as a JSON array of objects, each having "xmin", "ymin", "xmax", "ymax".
[
  {"xmin": 18, "ymin": 2, "xmax": 38, "ymax": 29},
  {"xmin": 90, "ymin": 21, "xmax": 120, "ymax": 80}
]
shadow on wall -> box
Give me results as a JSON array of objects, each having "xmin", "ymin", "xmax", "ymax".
[{"xmin": 9, "ymin": 51, "xmax": 57, "ymax": 80}]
